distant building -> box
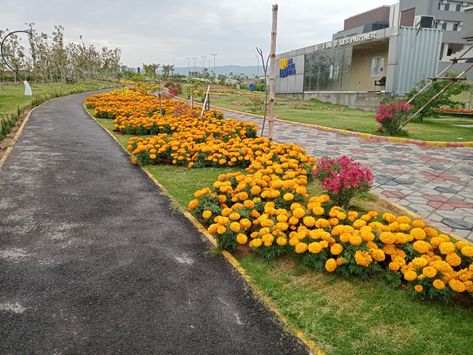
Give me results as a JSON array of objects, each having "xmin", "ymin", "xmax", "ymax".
[{"xmin": 276, "ymin": 0, "xmax": 473, "ymax": 109}]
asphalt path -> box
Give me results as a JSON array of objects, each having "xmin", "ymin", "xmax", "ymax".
[{"xmin": 0, "ymin": 92, "xmax": 307, "ymax": 354}]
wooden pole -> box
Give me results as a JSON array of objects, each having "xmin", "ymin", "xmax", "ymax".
[
  {"xmin": 267, "ymin": 4, "xmax": 278, "ymax": 140},
  {"xmin": 200, "ymin": 84, "xmax": 211, "ymax": 117}
]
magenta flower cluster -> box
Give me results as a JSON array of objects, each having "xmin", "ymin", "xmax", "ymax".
[
  {"xmin": 314, "ymin": 156, "xmax": 374, "ymax": 208},
  {"xmin": 375, "ymin": 101, "xmax": 413, "ymax": 135},
  {"xmin": 375, "ymin": 101, "xmax": 413, "ymax": 123}
]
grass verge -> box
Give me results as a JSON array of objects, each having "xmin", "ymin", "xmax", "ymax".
[
  {"xmin": 204, "ymin": 87, "xmax": 473, "ymax": 142},
  {"xmin": 94, "ymin": 116, "xmax": 473, "ymax": 355}
]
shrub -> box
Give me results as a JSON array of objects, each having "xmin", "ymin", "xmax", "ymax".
[
  {"xmin": 375, "ymin": 101, "xmax": 413, "ymax": 135},
  {"xmin": 313, "ymin": 156, "xmax": 373, "ymax": 209}
]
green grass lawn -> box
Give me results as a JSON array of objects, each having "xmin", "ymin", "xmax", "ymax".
[
  {"xmin": 94, "ymin": 113, "xmax": 473, "ymax": 355},
  {"xmin": 0, "ymin": 81, "xmax": 118, "ymax": 119},
  {"xmin": 206, "ymin": 87, "xmax": 473, "ymax": 142}
]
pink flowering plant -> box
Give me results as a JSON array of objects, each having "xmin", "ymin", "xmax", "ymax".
[
  {"xmin": 313, "ymin": 156, "xmax": 374, "ymax": 208},
  {"xmin": 375, "ymin": 101, "xmax": 413, "ymax": 136}
]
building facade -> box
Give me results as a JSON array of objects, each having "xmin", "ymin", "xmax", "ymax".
[{"xmin": 276, "ymin": 0, "xmax": 473, "ymax": 109}]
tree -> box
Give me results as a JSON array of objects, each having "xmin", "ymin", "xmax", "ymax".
[{"xmin": 406, "ymin": 77, "xmax": 470, "ymax": 122}]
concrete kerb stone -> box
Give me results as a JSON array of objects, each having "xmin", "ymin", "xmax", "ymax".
[{"xmin": 83, "ymin": 104, "xmax": 323, "ymax": 355}]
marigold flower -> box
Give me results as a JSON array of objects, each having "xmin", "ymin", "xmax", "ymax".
[
  {"xmin": 202, "ymin": 210, "xmax": 212, "ymax": 219},
  {"xmin": 236, "ymin": 233, "xmax": 248, "ymax": 244},
  {"xmin": 295, "ymin": 242, "xmax": 308, "ymax": 254},
  {"xmin": 404, "ymin": 270, "xmax": 417, "ymax": 281},
  {"xmin": 422, "ymin": 266, "xmax": 437, "ymax": 278},
  {"xmin": 461, "ymin": 246, "xmax": 473, "ymax": 257},
  {"xmin": 413, "ymin": 240, "xmax": 431, "ymax": 254},
  {"xmin": 439, "ymin": 242, "xmax": 456, "ymax": 255},
  {"xmin": 414, "ymin": 284, "xmax": 423, "ymax": 293},
  {"xmin": 330, "ymin": 243, "xmax": 343, "ymax": 256},
  {"xmin": 433, "ymin": 279, "xmax": 445, "ymax": 289},
  {"xmin": 325, "ymin": 258, "xmax": 337, "ymax": 272},
  {"xmin": 308, "ymin": 242, "xmax": 323, "ymax": 254},
  {"xmin": 448, "ymin": 279, "xmax": 466, "ymax": 293}
]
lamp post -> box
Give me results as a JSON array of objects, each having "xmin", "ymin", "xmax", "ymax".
[
  {"xmin": 192, "ymin": 56, "xmax": 197, "ymax": 72},
  {"xmin": 186, "ymin": 57, "xmax": 191, "ymax": 76},
  {"xmin": 0, "ymin": 30, "xmax": 33, "ymax": 96},
  {"xmin": 201, "ymin": 55, "xmax": 206, "ymax": 71},
  {"xmin": 210, "ymin": 53, "xmax": 218, "ymax": 76}
]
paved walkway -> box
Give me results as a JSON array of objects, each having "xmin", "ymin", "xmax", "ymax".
[
  {"xmin": 223, "ymin": 110, "xmax": 473, "ymax": 242},
  {"xmin": 0, "ymin": 93, "xmax": 307, "ymax": 354}
]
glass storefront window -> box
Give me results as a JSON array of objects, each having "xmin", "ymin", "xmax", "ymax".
[{"xmin": 303, "ymin": 46, "xmax": 352, "ymax": 91}]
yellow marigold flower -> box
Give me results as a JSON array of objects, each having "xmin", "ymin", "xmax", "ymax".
[
  {"xmin": 382, "ymin": 213, "xmax": 396, "ymax": 223},
  {"xmin": 355, "ymin": 251, "xmax": 373, "ymax": 267},
  {"xmin": 397, "ymin": 215, "xmax": 411, "ymax": 224},
  {"xmin": 277, "ymin": 214, "xmax": 288, "ymax": 223},
  {"xmin": 413, "ymin": 240, "xmax": 431, "ymax": 254},
  {"xmin": 295, "ymin": 242, "xmax": 308, "ymax": 254},
  {"xmin": 230, "ymin": 222, "xmax": 241, "ymax": 233},
  {"xmin": 243, "ymin": 200, "xmax": 255, "ymax": 209},
  {"xmin": 349, "ymin": 234, "xmax": 362, "ymax": 246},
  {"xmin": 229, "ymin": 212, "xmax": 241, "ymax": 221},
  {"xmin": 217, "ymin": 225, "xmax": 227, "ymax": 235},
  {"xmin": 202, "ymin": 210, "xmax": 212, "ymax": 219},
  {"xmin": 410, "ymin": 228, "xmax": 426, "ymax": 240},
  {"xmin": 389, "ymin": 261, "xmax": 401, "ymax": 271},
  {"xmin": 188, "ymin": 199, "xmax": 199, "ymax": 210},
  {"xmin": 445, "ymin": 253, "xmax": 462, "ymax": 267},
  {"xmin": 414, "ymin": 284, "xmax": 423, "ymax": 293},
  {"xmin": 339, "ymin": 232, "xmax": 351, "ymax": 243},
  {"xmin": 325, "ymin": 258, "xmax": 337, "ymax": 272},
  {"xmin": 379, "ymin": 232, "xmax": 396, "ymax": 245},
  {"xmin": 276, "ymin": 237, "xmax": 287, "ymax": 246},
  {"xmin": 352, "ymin": 219, "xmax": 367, "ymax": 229},
  {"xmin": 289, "ymin": 237, "xmax": 299, "ymax": 246},
  {"xmin": 292, "ymin": 207, "xmax": 306, "ymax": 219},
  {"xmin": 236, "ymin": 233, "xmax": 248, "ymax": 244},
  {"xmin": 371, "ymin": 249, "xmax": 386, "ymax": 262},
  {"xmin": 315, "ymin": 218, "xmax": 330, "ymax": 229},
  {"xmin": 448, "ymin": 279, "xmax": 466, "ymax": 293},
  {"xmin": 433, "ymin": 279, "xmax": 445, "ymax": 289},
  {"xmin": 312, "ymin": 206, "xmax": 324, "ymax": 216},
  {"xmin": 240, "ymin": 218, "xmax": 252, "ymax": 230},
  {"xmin": 221, "ymin": 207, "xmax": 232, "ymax": 217},
  {"xmin": 398, "ymin": 223, "xmax": 410, "ymax": 232},
  {"xmin": 330, "ymin": 243, "xmax": 343, "ymax": 256},
  {"xmin": 336, "ymin": 212, "xmax": 347, "ymax": 220},
  {"xmin": 303, "ymin": 216, "xmax": 316, "ymax": 227},
  {"xmin": 412, "ymin": 257, "xmax": 428, "ymax": 269},
  {"xmin": 439, "ymin": 242, "xmax": 456, "ymax": 255},
  {"xmin": 368, "ymin": 210, "xmax": 378, "ymax": 218},
  {"xmin": 422, "ymin": 266, "xmax": 437, "ymax": 278},
  {"xmin": 283, "ymin": 192, "xmax": 294, "ymax": 201},
  {"xmin": 430, "ymin": 236, "xmax": 443, "ymax": 247},
  {"xmin": 424, "ymin": 227, "xmax": 438, "ymax": 238},
  {"xmin": 461, "ymin": 246, "xmax": 473, "ymax": 257},
  {"xmin": 404, "ymin": 270, "xmax": 417, "ymax": 282},
  {"xmin": 308, "ymin": 242, "xmax": 323, "ymax": 254},
  {"xmin": 249, "ymin": 238, "xmax": 263, "ymax": 248},
  {"xmin": 208, "ymin": 224, "xmax": 218, "ymax": 234},
  {"xmin": 412, "ymin": 219, "xmax": 426, "ymax": 228},
  {"xmin": 149, "ymin": 153, "xmax": 157, "ymax": 160},
  {"xmin": 336, "ymin": 256, "xmax": 345, "ymax": 266}
]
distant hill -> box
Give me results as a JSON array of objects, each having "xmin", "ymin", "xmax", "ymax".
[{"xmin": 171, "ymin": 65, "xmax": 261, "ymax": 76}]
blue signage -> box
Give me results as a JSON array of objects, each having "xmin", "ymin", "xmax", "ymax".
[{"xmin": 279, "ymin": 57, "xmax": 296, "ymax": 78}]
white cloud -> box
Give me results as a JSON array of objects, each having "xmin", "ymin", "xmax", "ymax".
[{"xmin": 0, "ymin": 0, "xmax": 397, "ymax": 67}]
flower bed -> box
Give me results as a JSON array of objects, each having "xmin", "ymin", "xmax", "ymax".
[
  {"xmin": 437, "ymin": 107, "xmax": 473, "ymax": 116},
  {"xmin": 87, "ymin": 88, "xmax": 473, "ymax": 299}
]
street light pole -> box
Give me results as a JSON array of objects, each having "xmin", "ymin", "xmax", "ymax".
[
  {"xmin": 201, "ymin": 55, "xmax": 206, "ymax": 71},
  {"xmin": 210, "ymin": 53, "xmax": 218, "ymax": 76},
  {"xmin": 192, "ymin": 56, "xmax": 197, "ymax": 72},
  {"xmin": 0, "ymin": 29, "xmax": 33, "ymax": 96},
  {"xmin": 186, "ymin": 57, "xmax": 191, "ymax": 76}
]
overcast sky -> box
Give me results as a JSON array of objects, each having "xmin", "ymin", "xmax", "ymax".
[{"xmin": 1, "ymin": 0, "xmax": 397, "ymax": 67}]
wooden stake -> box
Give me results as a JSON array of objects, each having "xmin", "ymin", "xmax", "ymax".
[
  {"xmin": 267, "ymin": 4, "xmax": 278, "ymax": 140},
  {"xmin": 200, "ymin": 84, "xmax": 211, "ymax": 118}
]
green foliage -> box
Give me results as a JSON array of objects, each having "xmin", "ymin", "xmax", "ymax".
[{"xmin": 407, "ymin": 77, "xmax": 471, "ymax": 122}]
